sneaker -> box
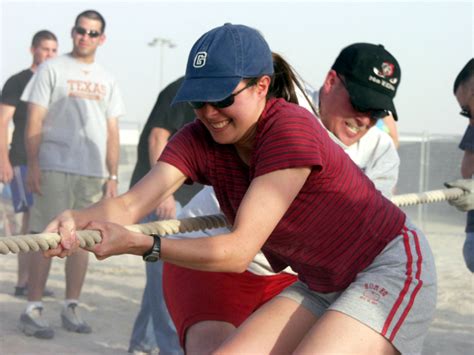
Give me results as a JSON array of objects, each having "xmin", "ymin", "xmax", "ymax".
[
  {"xmin": 19, "ymin": 306, "xmax": 54, "ymax": 339},
  {"xmin": 14, "ymin": 286, "xmax": 55, "ymax": 298},
  {"xmin": 60, "ymin": 303, "xmax": 92, "ymax": 334},
  {"xmin": 127, "ymin": 346, "xmax": 155, "ymax": 355}
]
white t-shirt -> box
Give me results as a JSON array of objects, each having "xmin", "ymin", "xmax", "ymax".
[{"xmin": 22, "ymin": 54, "xmax": 125, "ymax": 177}]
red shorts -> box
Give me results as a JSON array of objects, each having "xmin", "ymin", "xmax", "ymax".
[{"xmin": 162, "ymin": 263, "xmax": 297, "ymax": 347}]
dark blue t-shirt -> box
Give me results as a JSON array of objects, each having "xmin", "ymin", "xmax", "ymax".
[{"xmin": 459, "ymin": 125, "xmax": 474, "ymax": 233}]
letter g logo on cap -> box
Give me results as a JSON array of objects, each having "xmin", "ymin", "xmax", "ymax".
[{"xmin": 193, "ymin": 52, "xmax": 207, "ymax": 68}]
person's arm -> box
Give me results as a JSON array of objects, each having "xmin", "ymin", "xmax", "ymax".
[
  {"xmin": 445, "ymin": 128, "xmax": 474, "ymax": 211},
  {"xmin": 461, "ymin": 150, "xmax": 474, "ymax": 179},
  {"xmin": 148, "ymin": 127, "xmax": 176, "ymax": 219},
  {"xmin": 103, "ymin": 117, "xmax": 120, "ymax": 198},
  {"xmin": 155, "ymin": 166, "xmax": 311, "ymax": 272},
  {"xmin": 44, "ymin": 159, "xmax": 188, "ymax": 257},
  {"xmin": 25, "ymin": 103, "xmax": 47, "ymax": 195},
  {"xmin": 383, "ymin": 114, "xmax": 399, "ymax": 149},
  {"xmin": 0, "ymin": 104, "xmax": 15, "ymax": 183},
  {"xmin": 46, "ymin": 164, "xmax": 310, "ymax": 275},
  {"xmin": 148, "ymin": 127, "xmax": 171, "ymax": 166}
]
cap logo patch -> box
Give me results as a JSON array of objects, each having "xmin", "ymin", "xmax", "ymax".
[
  {"xmin": 193, "ymin": 52, "xmax": 207, "ymax": 68},
  {"xmin": 373, "ymin": 62, "xmax": 398, "ymax": 85}
]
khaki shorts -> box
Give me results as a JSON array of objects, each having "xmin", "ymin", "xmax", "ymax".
[
  {"xmin": 29, "ymin": 170, "xmax": 105, "ymax": 232},
  {"xmin": 278, "ymin": 220, "xmax": 437, "ymax": 354}
]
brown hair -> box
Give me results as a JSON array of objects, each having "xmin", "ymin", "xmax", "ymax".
[
  {"xmin": 268, "ymin": 52, "xmax": 317, "ymax": 115},
  {"xmin": 31, "ymin": 30, "xmax": 57, "ymax": 48},
  {"xmin": 75, "ymin": 9, "xmax": 106, "ymax": 33}
]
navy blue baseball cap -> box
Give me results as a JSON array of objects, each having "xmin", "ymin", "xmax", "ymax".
[{"xmin": 173, "ymin": 23, "xmax": 274, "ymax": 104}]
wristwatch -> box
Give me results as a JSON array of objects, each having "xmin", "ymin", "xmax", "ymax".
[
  {"xmin": 142, "ymin": 234, "xmax": 161, "ymax": 262},
  {"xmin": 108, "ymin": 175, "xmax": 118, "ymax": 182}
]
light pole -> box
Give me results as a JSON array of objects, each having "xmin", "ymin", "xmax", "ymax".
[{"xmin": 148, "ymin": 37, "xmax": 176, "ymax": 93}]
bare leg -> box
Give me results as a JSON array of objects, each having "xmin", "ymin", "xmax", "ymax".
[
  {"xmin": 65, "ymin": 248, "xmax": 89, "ymax": 299},
  {"xmin": 186, "ymin": 321, "xmax": 235, "ymax": 355},
  {"xmin": 294, "ymin": 310, "xmax": 399, "ymax": 354},
  {"xmin": 216, "ymin": 296, "xmax": 317, "ymax": 354},
  {"xmin": 27, "ymin": 251, "xmax": 52, "ymax": 302},
  {"xmin": 16, "ymin": 211, "xmax": 30, "ymax": 287},
  {"xmin": 16, "ymin": 254, "xmax": 30, "ymax": 287}
]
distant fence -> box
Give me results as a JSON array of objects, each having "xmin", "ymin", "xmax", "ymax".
[{"xmin": 397, "ymin": 133, "xmax": 464, "ymax": 233}]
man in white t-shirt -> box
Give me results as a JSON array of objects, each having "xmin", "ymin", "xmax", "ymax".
[{"xmin": 19, "ymin": 10, "xmax": 125, "ymax": 339}]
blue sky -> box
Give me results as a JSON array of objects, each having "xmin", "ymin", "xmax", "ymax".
[{"xmin": 1, "ymin": 0, "xmax": 472, "ymax": 135}]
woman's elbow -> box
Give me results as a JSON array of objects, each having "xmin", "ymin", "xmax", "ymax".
[
  {"xmin": 213, "ymin": 251, "xmax": 251, "ymax": 273},
  {"xmin": 226, "ymin": 254, "xmax": 253, "ymax": 273}
]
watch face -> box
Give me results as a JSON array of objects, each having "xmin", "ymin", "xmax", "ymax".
[{"xmin": 144, "ymin": 254, "xmax": 159, "ymax": 262}]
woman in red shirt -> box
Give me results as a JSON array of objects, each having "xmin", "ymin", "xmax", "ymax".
[{"xmin": 46, "ymin": 24, "xmax": 436, "ymax": 354}]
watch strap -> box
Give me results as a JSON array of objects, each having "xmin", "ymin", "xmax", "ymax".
[{"xmin": 142, "ymin": 234, "xmax": 161, "ymax": 262}]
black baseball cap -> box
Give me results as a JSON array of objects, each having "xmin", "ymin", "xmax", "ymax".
[{"xmin": 332, "ymin": 43, "xmax": 401, "ymax": 120}]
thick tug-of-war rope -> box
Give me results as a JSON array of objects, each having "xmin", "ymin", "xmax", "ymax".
[
  {"xmin": 390, "ymin": 187, "xmax": 464, "ymax": 207},
  {"xmin": 0, "ymin": 214, "xmax": 229, "ymax": 255},
  {"xmin": 0, "ymin": 187, "xmax": 466, "ymax": 255}
]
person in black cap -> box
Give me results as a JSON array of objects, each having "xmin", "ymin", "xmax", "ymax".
[
  {"xmin": 320, "ymin": 43, "xmax": 400, "ymax": 147},
  {"xmin": 45, "ymin": 23, "xmax": 436, "ymax": 354}
]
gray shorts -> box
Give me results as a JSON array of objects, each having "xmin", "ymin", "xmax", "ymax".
[
  {"xmin": 278, "ymin": 220, "xmax": 437, "ymax": 354},
  {"xmin": 29, "ymin": 170, "xmax": 105, "ymax": 232}
]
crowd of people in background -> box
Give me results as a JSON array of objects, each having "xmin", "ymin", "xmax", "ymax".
[{"xmin": 0, "ymin": 9, "xmax": 472, "ymax": 355}]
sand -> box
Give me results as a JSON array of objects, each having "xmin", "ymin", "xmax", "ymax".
[{"xmin": 0, "ymin": 225, "xmax": 473, "ymax": 354}]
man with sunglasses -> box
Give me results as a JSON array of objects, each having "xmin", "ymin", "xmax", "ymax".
[
  {"xmin": 445, "ymin": 58, "xmax": 474, "ymax": 272},
  {"xmin": 316, "ymin": 43, "xmax": 401, "ymax": 196},
  {"xmin": 19, "ymin": 10, "xmax": 125, "ymax": 339}
]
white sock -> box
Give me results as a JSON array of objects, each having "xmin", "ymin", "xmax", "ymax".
[
  {"xmin": 64, "ymin": 299, "xmax": 79, "ymax": 309},
  {"xmin": 26, "ymin": 302, "xmax": 43, "ymax": 313}
]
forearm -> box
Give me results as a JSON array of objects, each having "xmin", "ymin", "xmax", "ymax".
[
  {"xmin": 0, "ymin": 105, "xmax": 14, "ymax": 162},
  {"xmin": 461, "ymin": 150, "xmax": 474, "ymax": 178},
  {"xmin": 72, "ymin": 194, "xmax": 137, "ymax": 229},
  {"xmin": 148, "ymin": 127, "xmax": 171, "ymax": 166},
  {"xmin": 76, "ymin": 162, "xmax": 188, "ymax": 228},
  {"xmin": 106, "ymin": 118, "xmax": 120, "ymax": 176},
  {"xmin": 0, "ymin": 124, "xmax": 10, "ymax": 162},
  {"xmin": 160, "ymin": 232, "xmax": 250, "ymax": 272},
  {"xmin": 26, "ymin": 134, "xmax": 41, "ymax": 168},
  {"xmin": 158, "ymin": 168, "xmax": 311, "ymax": 272},
  {"xmin": 25, "ymin": 104, "xmax": 45, "ymax": 168}
]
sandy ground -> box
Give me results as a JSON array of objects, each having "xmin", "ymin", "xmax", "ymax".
[{"xmin": 0, "ymin": 224, "xmax": 473, "ymax": 354}]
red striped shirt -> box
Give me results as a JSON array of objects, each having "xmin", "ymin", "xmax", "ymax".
[{"xmin": 161, "ymin": 98, "xmax": 406, "ymax": 292}]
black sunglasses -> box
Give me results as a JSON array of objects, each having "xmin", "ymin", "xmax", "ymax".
[
  {"xmin": 74, "ymin": 26, "xmax": 101, "ymax": 38},
  {"xmin": 460, "ymin": 108, "xmax": 471, "ymax": 119},
  {"xmin": 189, "ymin": 79, "xmax": 257, "ymax": 110},
  {"xmin": 337, "ymin": 74, "xmax": 390, "ymax": 121}
]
